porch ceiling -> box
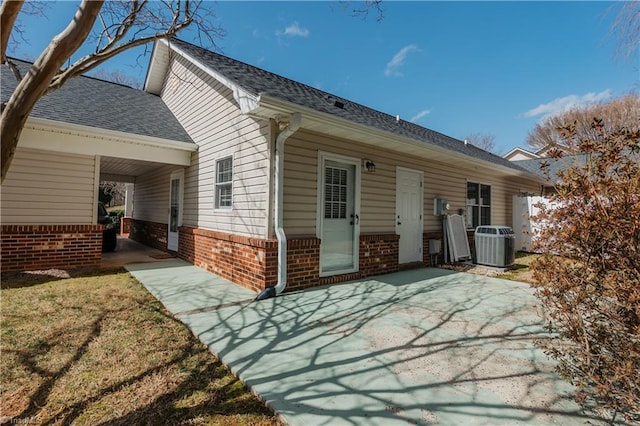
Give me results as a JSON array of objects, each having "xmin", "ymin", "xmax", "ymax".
[
  {"xmin": 100, "ymin": 157, "xmax": 167, "ymax": 182},
  {"xmin": 20, "ymin": 117, "xmax": 196, "ymax": 183}
]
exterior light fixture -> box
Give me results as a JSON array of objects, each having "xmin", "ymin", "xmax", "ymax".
[{"xmin": 365, "ymin": 160, "xmax": 376, "ymax": 173}]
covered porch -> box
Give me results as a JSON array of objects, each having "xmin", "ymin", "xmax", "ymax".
[{"xmin": 0, "ymin": 117, "xmax": 195, "ymax": 273}]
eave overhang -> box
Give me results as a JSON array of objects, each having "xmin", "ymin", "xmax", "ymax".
[
  {"xmin": 20, "ymin": 117, "xmax": 196, "ymax": 166},
  {"xmin": 251, "ymin": 95, "xmax": 546, "ymax": 182},
  {"xmin": 145, "ymin": 39, "xmax": 259, "ymax": 114},
  {"xmin": 145, "ymin": 39, "xmax": 543, "ymax": 183}
]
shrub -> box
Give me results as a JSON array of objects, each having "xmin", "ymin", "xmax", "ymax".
[
  {"xmin": 532, "ymin": 119, "xmax": 640, "ymax": 422},
  {"xmin": 108, "ymin": 209, "xmax": 125, "ymax": 234}
]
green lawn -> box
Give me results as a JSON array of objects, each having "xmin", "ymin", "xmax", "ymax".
[{"xmin": 1, "ymin": 269, "xmax": 282, "ymax": 425}]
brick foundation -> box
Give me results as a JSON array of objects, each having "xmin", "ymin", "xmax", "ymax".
[
  {"xmin": 175, "ymin": 228, "xmax": 408, "ymax": 292},
  {"xmin": 120, "ymin": 217, "xmax": 132, "ymax": 236},
  {"xmin": 286, "ymin": 237, "xmax": 321, "ymax": 291},
  {"xmin": 1, "ymin": 224, "xmax": 103, "ymax": 272},
  {"xmin": 131, "ymin": 223, "xmax": 464, "ymax": 292},
  {"xmin": 359, "ymin": 233, "xmax": 400, "ymax": 276},
  {"xmin": 178, "ymin": 226, "xmax": 278, "ymax": 293},
  {"xmin": 129, "ymin": 219, "xmax": 168, "ymax": 252}
]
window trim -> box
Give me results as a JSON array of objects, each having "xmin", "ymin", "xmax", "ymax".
[
  {"xmin": 466, "ymin": 181, "xmax": 491, "ymax": 229},
  {"xmin": 215, "ymin": 156, "xmax": 233, "ymax": 210}
]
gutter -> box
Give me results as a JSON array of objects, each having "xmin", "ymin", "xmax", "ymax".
[{"xmin": 255, "ymin": 112, "xmax": 302, "ymax": 301}]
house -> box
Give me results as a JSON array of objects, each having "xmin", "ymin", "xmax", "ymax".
[
  {"xmin": 503, "ymin": 144, "xmax": 576, "ymax": 161},
  {"xmin": 503, "ymin": 147, "xmax": 541, "ymax": 161},
  {"xmin": 1, "ymin": 39, "xmax": 545, "ymax": 292},
  {"xmin": 0, "ymin": 58, "xmax": 196, "ymax": 272}
]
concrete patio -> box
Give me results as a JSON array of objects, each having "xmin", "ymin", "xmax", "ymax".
[{"xmin": 126, "ymin": 259, "xmax": 600, "ymax": 425}]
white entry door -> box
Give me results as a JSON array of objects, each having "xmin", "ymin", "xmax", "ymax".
[
  {"xmin": 319, "ymin": 156, "xmax": 360, "ymax": 276},
  {"xmin": 167, "ymin": 170, "xmax": 184, "ymax": 251},
  {"xmin": 396, "ymin": 167, "xmax": 423, "ymax": 263}
]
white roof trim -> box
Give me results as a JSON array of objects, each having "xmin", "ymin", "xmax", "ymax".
[
  {"xmin": 503, "ymin": 147, "xmax": 540, "ymax": 159},
  {"xmin": 25, "ymin": 116, "xmax": 197, "ymax": 152},
  {"xmin": 20, "ymin": 117, "xmax": 195, "ymax": 166},
  {"xmin": 156, "ymin": 39, "xmax": 260, "ymax": 114},
  {"xmin": 257, "ymin": 95, "xmax": 543, "ymax": 179}
]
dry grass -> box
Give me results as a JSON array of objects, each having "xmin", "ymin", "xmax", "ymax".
[
  {"xmin": 495, "ymin": 252, "xmax": 540, "ymax": 284},
  {"xmin": 439, "ymin": 252, "xmax": 540, "ymax": 284},
  {"xmin": 1, "ymin": 269, "xmax": 282, "ymax": 425}
]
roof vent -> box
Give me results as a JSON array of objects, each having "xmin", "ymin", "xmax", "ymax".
[{"xmin": 333, "ymin": 100, "xmax": 345, "ymax": 109}]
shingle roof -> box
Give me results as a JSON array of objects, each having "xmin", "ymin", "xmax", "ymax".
[
  {"xmin": 171, "ymin": 38, "xmax": 531, "ymax": 173},
  {"xmin": 514, "ymin": 154, "xmax": 589, "ymax": 182},
  {"xmin": 1, "ymin": 58, "xmax": 193, "ymax": 144}
]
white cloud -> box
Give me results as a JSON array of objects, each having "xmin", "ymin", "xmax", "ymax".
[
  {"xmin": 385, "ymin": 45, "xmax": 418, "ymax": 77},
  {"xmin": 524, "ymin": 89, "xmax": 612, "ymax": 118},
  {"xmin": 410, "ymin": 109, "xmax": 432, "ymax": 122},
  {"xmin": 276, "ymin": 21, "xmax": 309, "ymax": 38}
]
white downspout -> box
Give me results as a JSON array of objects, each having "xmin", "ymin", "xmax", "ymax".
[{"xmin": 274, "ymin": 113, "xmax": 301, "ymax": 295}]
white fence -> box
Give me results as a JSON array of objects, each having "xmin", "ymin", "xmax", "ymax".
[{"xmin": 512, "ymin": 195, "xmax": 554, "ymax": 252}]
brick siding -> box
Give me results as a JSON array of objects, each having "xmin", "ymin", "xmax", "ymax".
[
  {"xmin": 120, "ymin": 217, "xmax": 132, "ymax": 236},
  {"xmin": 1, "ymin": 224, "xmax": 103, "ymax": 272},
  {"xmin": 359, "ymin": 233, "xmax": 400, "ymax": 276},
  {"xmin": 129, "ymin": 219, "xmax": 168, "ymax": 252},
  {"xmin": 130, "ymin": 222, "xmax": 464, "ymax": 293},
  {"xmin": 285, "ymin": 236, "xmax": 321, "ymax": 291},
  {"xmin": 175, "ymin": 229, "xmax": 406, "ymax": 292},
  {"xmin": 178, "ymin": 226, "xmax": 278, "ymax": 293}
]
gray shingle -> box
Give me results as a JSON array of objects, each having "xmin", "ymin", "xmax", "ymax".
[
  {"xmin": 515, "ymin": 154, "xmax": 590, "ymax": 182},
  {"xmin": 171, "ymin": 38, "xmax": 531, "ymax": 173},
  {"xmin": 1, "ymin": 59, "xmax": 193, "ymax": 144}
]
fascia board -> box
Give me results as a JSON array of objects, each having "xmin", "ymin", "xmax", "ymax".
[
  {"xmin": 161, "ymin": 39, "xmax": 260, "ymax": 114},
  {"xmin": 20, "ymin": 117, "xmax": 196, "ymax": 166},
  {"xmin": 25, "ymin": 117, "xmax": 197, "ymax": 152},
  {"xmin": 143, "ymin": 40, "xmax": 161, "ymax": 93},
  {"xmin": 257, "ymin": 95, "xmax": 542, "ymax": 180}
]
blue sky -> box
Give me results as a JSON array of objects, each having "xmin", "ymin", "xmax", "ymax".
[{"xmin": 8, "ymin": 1, "xmax": 639, "ymax": 154}]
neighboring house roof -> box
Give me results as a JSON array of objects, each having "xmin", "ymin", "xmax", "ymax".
[
  {"xmin": 1, "ymin": 58, "xmax": 193, "ymax": 144},
  {"xmin": 503, "ymin": 147, "xmax": 540, "ymax": 161},
  {"xmin": 504, "ymin": 144, "xmax": 577, "ymax": 162},
  {"xmin": 157, "ymin": 38, "xmax": 535, "ymax": 175},
  {"xmin": 535, "ymin": 143, "xmax": 575, "ymax": 157},
  {"xmin": 514, "ymin": 154, "xmax": 589, "ymax": 182}
]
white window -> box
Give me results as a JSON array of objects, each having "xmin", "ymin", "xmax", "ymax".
[
  {"xmin": 324, "ymin": 166, "xmax": 348, "ymax": 219},
  {"xmin": 466, "ymin": 182, "xmax": 491, "ymax": 228},
  {"xmin": 215, "ymin": 157, "xmax": 233, "ymax": 209}
]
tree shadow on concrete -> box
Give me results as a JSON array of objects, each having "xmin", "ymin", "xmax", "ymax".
[{"xmin": 140, "ymin": 266, "xmax": 613, "ymax": 425}]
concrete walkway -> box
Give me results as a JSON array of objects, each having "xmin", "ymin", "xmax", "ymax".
[
  {"xmin": 126, "ymin": 260, "xmax": 600, "ymax": 425},
  {"xmin": 100, "ymin": 237, "xmax": 175, "ymax": 269}
]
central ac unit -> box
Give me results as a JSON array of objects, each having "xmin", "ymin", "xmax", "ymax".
[{"xmin": 474, "ymin": 226, "xmax": 515, "ymax": 267}]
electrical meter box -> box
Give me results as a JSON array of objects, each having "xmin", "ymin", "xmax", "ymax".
[{"xmin": 433, "ymin": 198, "xmax": 449, "ymax": 216}]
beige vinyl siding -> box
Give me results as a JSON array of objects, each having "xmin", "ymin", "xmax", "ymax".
[
  {"xmin": 284, "ymin": 130, "xmax": 540, "ymax": 236},
  {"xmin": 132, "ymin": 165, "xmax": 177, "ymax": 224},
  {"xmin": 1, "ymin": 147, "xmax": 96, "ymax": 224},
  {"xmin": 160, "ymin": 55, "xmax": 271, "ymax": 238}
]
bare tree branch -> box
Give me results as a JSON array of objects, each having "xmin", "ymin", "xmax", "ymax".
[
  {"xmin": 2, "ymin": 1, "xmax": 49, "ymax": 62},
  {"xmin": 1, "ymin": 0, "xmax": 105, "ymax": 183},
  {"xmin": 340, "ymin": 0, "xmax": 384, "ymax": 22},
  {"xmin": 610, "ymin": 1, "xmax": 640, "ymax": 61},
  {"xmin": 89, "ymin": 68, "xmax": 142, "ymax": 89},
  {"xmin": 0, "ymin": 0, "xmax": 25, "ymax": 64},
  {"xmin": 526, "ymin": 94, "xmax": 640, "ymax": 151},
  {"xmin": 464, "ymin": 132, "xmax": 497, "ymax": 153},
  {"xmin": 1, "ymin": 0, "xmax": 224, "ymax": 183}
]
